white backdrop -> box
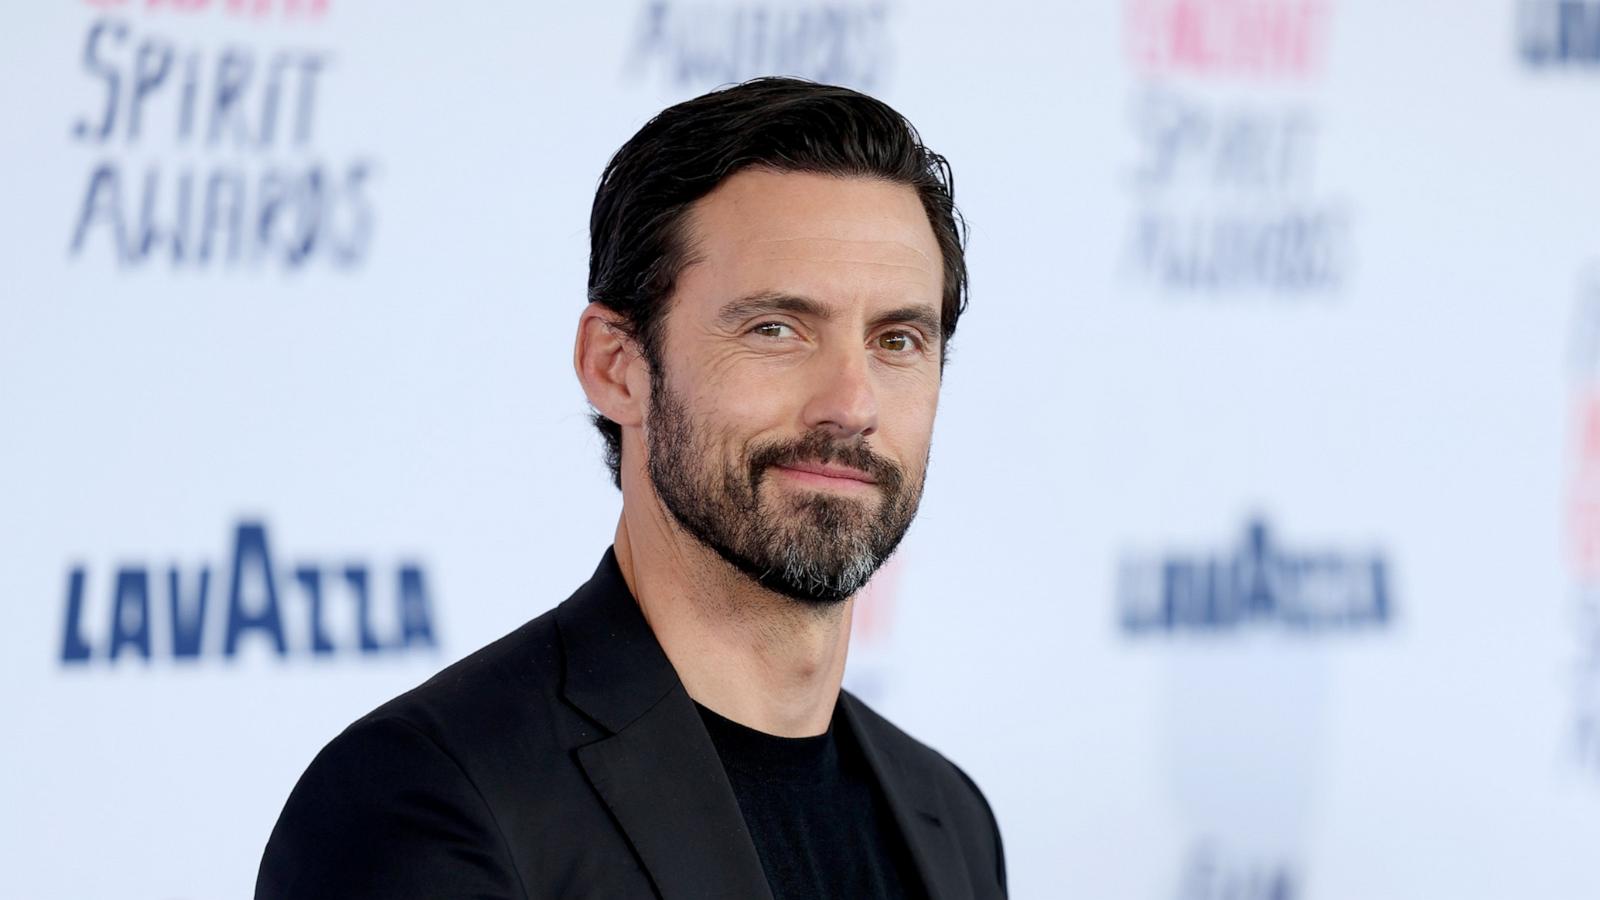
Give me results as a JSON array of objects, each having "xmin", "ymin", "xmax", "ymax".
[{"xmin": 3, "ymin": 1, "xmax": 1599, "ymax": 898}]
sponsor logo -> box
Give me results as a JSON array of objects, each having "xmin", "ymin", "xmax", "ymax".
[
  {"xmin": 1125, "ymin": 515, "xmax": 1385, "ymax": 899},
  {"xmin": 84, "ymin": 0, "xmax": 329, "ymax": 14},
  {"xmin": 67, "ymin": 0, "xmax": 376, "ymax": 270},
  {"xmin": 1126, "ymin": 0, "xmax": 1331, "ymax": 78},
  {"xmin": 1124, "ymin": 92, "xmax": 1348, "ymax": 294},
  {"xmin": 1120, "ymin": 0, "xmax": 1351, "ymax": 298},
  {"xmin": 626, "ymin": 0, "xmax": 892, "ymax": 89},
  {"xmin": 1519, "ymin": 0, "xmax": 1600, "ymax": 67},
  {"xmin": 1178, "ymin": 841, "xmax": 1298, "ymax": 900},
  {"xmin": 1576, "ymin": 593, "xmax": 1600, "ymax": 775},
  {"xmin": 1564, "ymin": 265, "xmax": 1600, "ymax": 776},
  {"xmin": 59, "ymin": 520, "xmax": 437, "ymax": 664},
  {"xmin": 1119, "ymin": 517, "xmax": 1393, "ymax": 635}
]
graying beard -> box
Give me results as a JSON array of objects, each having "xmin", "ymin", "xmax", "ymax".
[
  {"xmin": 645, "ymin": 371, "xmax": 916, "ymax": 605},
  {"xmin": 774, "ymin": 528, "xmax": 879, "ymax": 599}
]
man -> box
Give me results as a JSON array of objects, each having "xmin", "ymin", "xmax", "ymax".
[{"xmin": 257, "ymin": 77, "xmax": 1005, "ymax": 899}]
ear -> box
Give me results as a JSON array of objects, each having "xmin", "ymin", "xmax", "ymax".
[{"xmin": 574, "ymin": 302, "xmax": 649, "ymax": 428}]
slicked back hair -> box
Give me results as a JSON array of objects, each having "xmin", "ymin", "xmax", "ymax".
[{"xmin": 586, "ymin": 76, "xmax": 968, "ymax": 488}]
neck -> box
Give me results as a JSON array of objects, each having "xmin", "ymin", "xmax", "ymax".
[{"xmin": 611, "ymin": 499, "xmax": 852, "ymax": 739}]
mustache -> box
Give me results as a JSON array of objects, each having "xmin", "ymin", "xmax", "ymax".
[{"xmin": 747, "ymin": 430, "xmax": 905, "ymax": 495}]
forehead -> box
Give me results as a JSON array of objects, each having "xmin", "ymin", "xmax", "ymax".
[{"xmin": 675, "ymin": 168, "xmax": 943, "ymax": 314}]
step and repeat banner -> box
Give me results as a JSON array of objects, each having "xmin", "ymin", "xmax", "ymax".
[{"xmin": 3, "ymin": 1, "xmax": 1599, "ymax": 897}]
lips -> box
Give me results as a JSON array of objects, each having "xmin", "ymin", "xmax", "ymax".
[{"xmin": 773, "ymin": 460, "xmax": 878, "ymax": 485}]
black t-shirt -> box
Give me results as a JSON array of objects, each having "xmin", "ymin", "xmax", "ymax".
[{"xmin": 695, "ymin": 700, "xmax": 923, "ymax": 900}]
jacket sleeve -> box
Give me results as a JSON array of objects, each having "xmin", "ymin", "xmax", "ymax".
[{"xmin": 255, "ymin": 715, "xmax": 525, "ymax": 900}]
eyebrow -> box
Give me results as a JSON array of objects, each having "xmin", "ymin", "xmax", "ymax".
[
  {"xmin": 716, "ymin": 291, "xmax": 943, "ymax": 342},
  {"xmin": 716, "ymin": 291, "xmax": 831, "ymax": 327},
  {"xmin": 869, "ymin": 305, "xmax": 943, "ymax": 342}
]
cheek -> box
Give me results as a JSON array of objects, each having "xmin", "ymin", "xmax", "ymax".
[
  {"xmin": 875, "ymin": 379, "xmax": 939, "ymax": 466},
  {"xmin": 690, "ymin": 358, "xmax": 812, "ymax": 435},
  {"xmin": 671, "ymin": 373, "xmax": 793, "ymax": 468}
]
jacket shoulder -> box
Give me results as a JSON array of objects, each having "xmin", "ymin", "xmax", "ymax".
[
  {"xmin": 846, "ymin": 692, "xmax": 1008, "ymax": 896},
  {"xmin": 257, "ymin": 712, "xmax": 527, "ymax": 898},
  {"xmin": 845, "ymin": 692, "xmax": 993, "ymax": 806},
  {"xmin": 362, "ymin": 605, "xmax": 568, "ymax": 747},
  {"xmin": 258, "ymin": 607, "xmax": 576, "ymax": 898}
]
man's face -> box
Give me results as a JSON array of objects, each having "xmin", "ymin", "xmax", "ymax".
[{"xmin": 641, "ymin": 168, "xmax": 945, "ymax": 605}]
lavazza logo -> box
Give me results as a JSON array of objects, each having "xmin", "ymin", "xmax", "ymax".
[
  {"xmin": 1518, "ymin": 0, "xmax": 1600, "ymax": 66},
  {"xmin": 625, "ymin": 0, "xmax": 892, "ymax": 89},
  {"xmin": 59, "ymin": 520, "xmax": 437, "ymax": 665},
  {"xmin": 1119, "ymin": 516, "xmax": 1392, "ymax": 634},
  {"xmin": 1119, "ymin": 514, "xmax": 1394, "ymax": 900}
]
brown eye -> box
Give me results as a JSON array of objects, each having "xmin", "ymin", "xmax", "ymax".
[
  {"xmin": 877, "ymin": 332, "xmax": 915, "ymax": 352},
  {"xmin": 753, "ymin": 322, "xmax": 795, "ymax": 339}
]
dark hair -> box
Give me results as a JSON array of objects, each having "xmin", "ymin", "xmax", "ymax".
[{"xmin": 587, "ymin": 76, "xmax": 968, "ymax": 488}]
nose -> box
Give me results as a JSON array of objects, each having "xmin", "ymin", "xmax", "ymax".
[{"xmin": 800, "ymin": 343, "xmax": 878, "ymax": 440}]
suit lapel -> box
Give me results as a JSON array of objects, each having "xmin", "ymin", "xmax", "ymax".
[
  {"xmin": 575, "ymin": 688, "xmax": 774, "ymax": 900},
  {"xmin": 558, "ymin": 550, "xmax": 773, "ymax": 900},
  {"xmin": 842, "ymin": 691, "xmax": 975, "ymax": 900}
]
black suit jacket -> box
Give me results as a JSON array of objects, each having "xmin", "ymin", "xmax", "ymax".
[{"xmin": 257, "ymin": 549, "xmax": 1007, "ymax": 899}]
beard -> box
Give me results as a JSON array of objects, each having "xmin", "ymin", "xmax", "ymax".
[{"xmin": 645, "ymin": 370, "xmax": 925, "ymax": 605}]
